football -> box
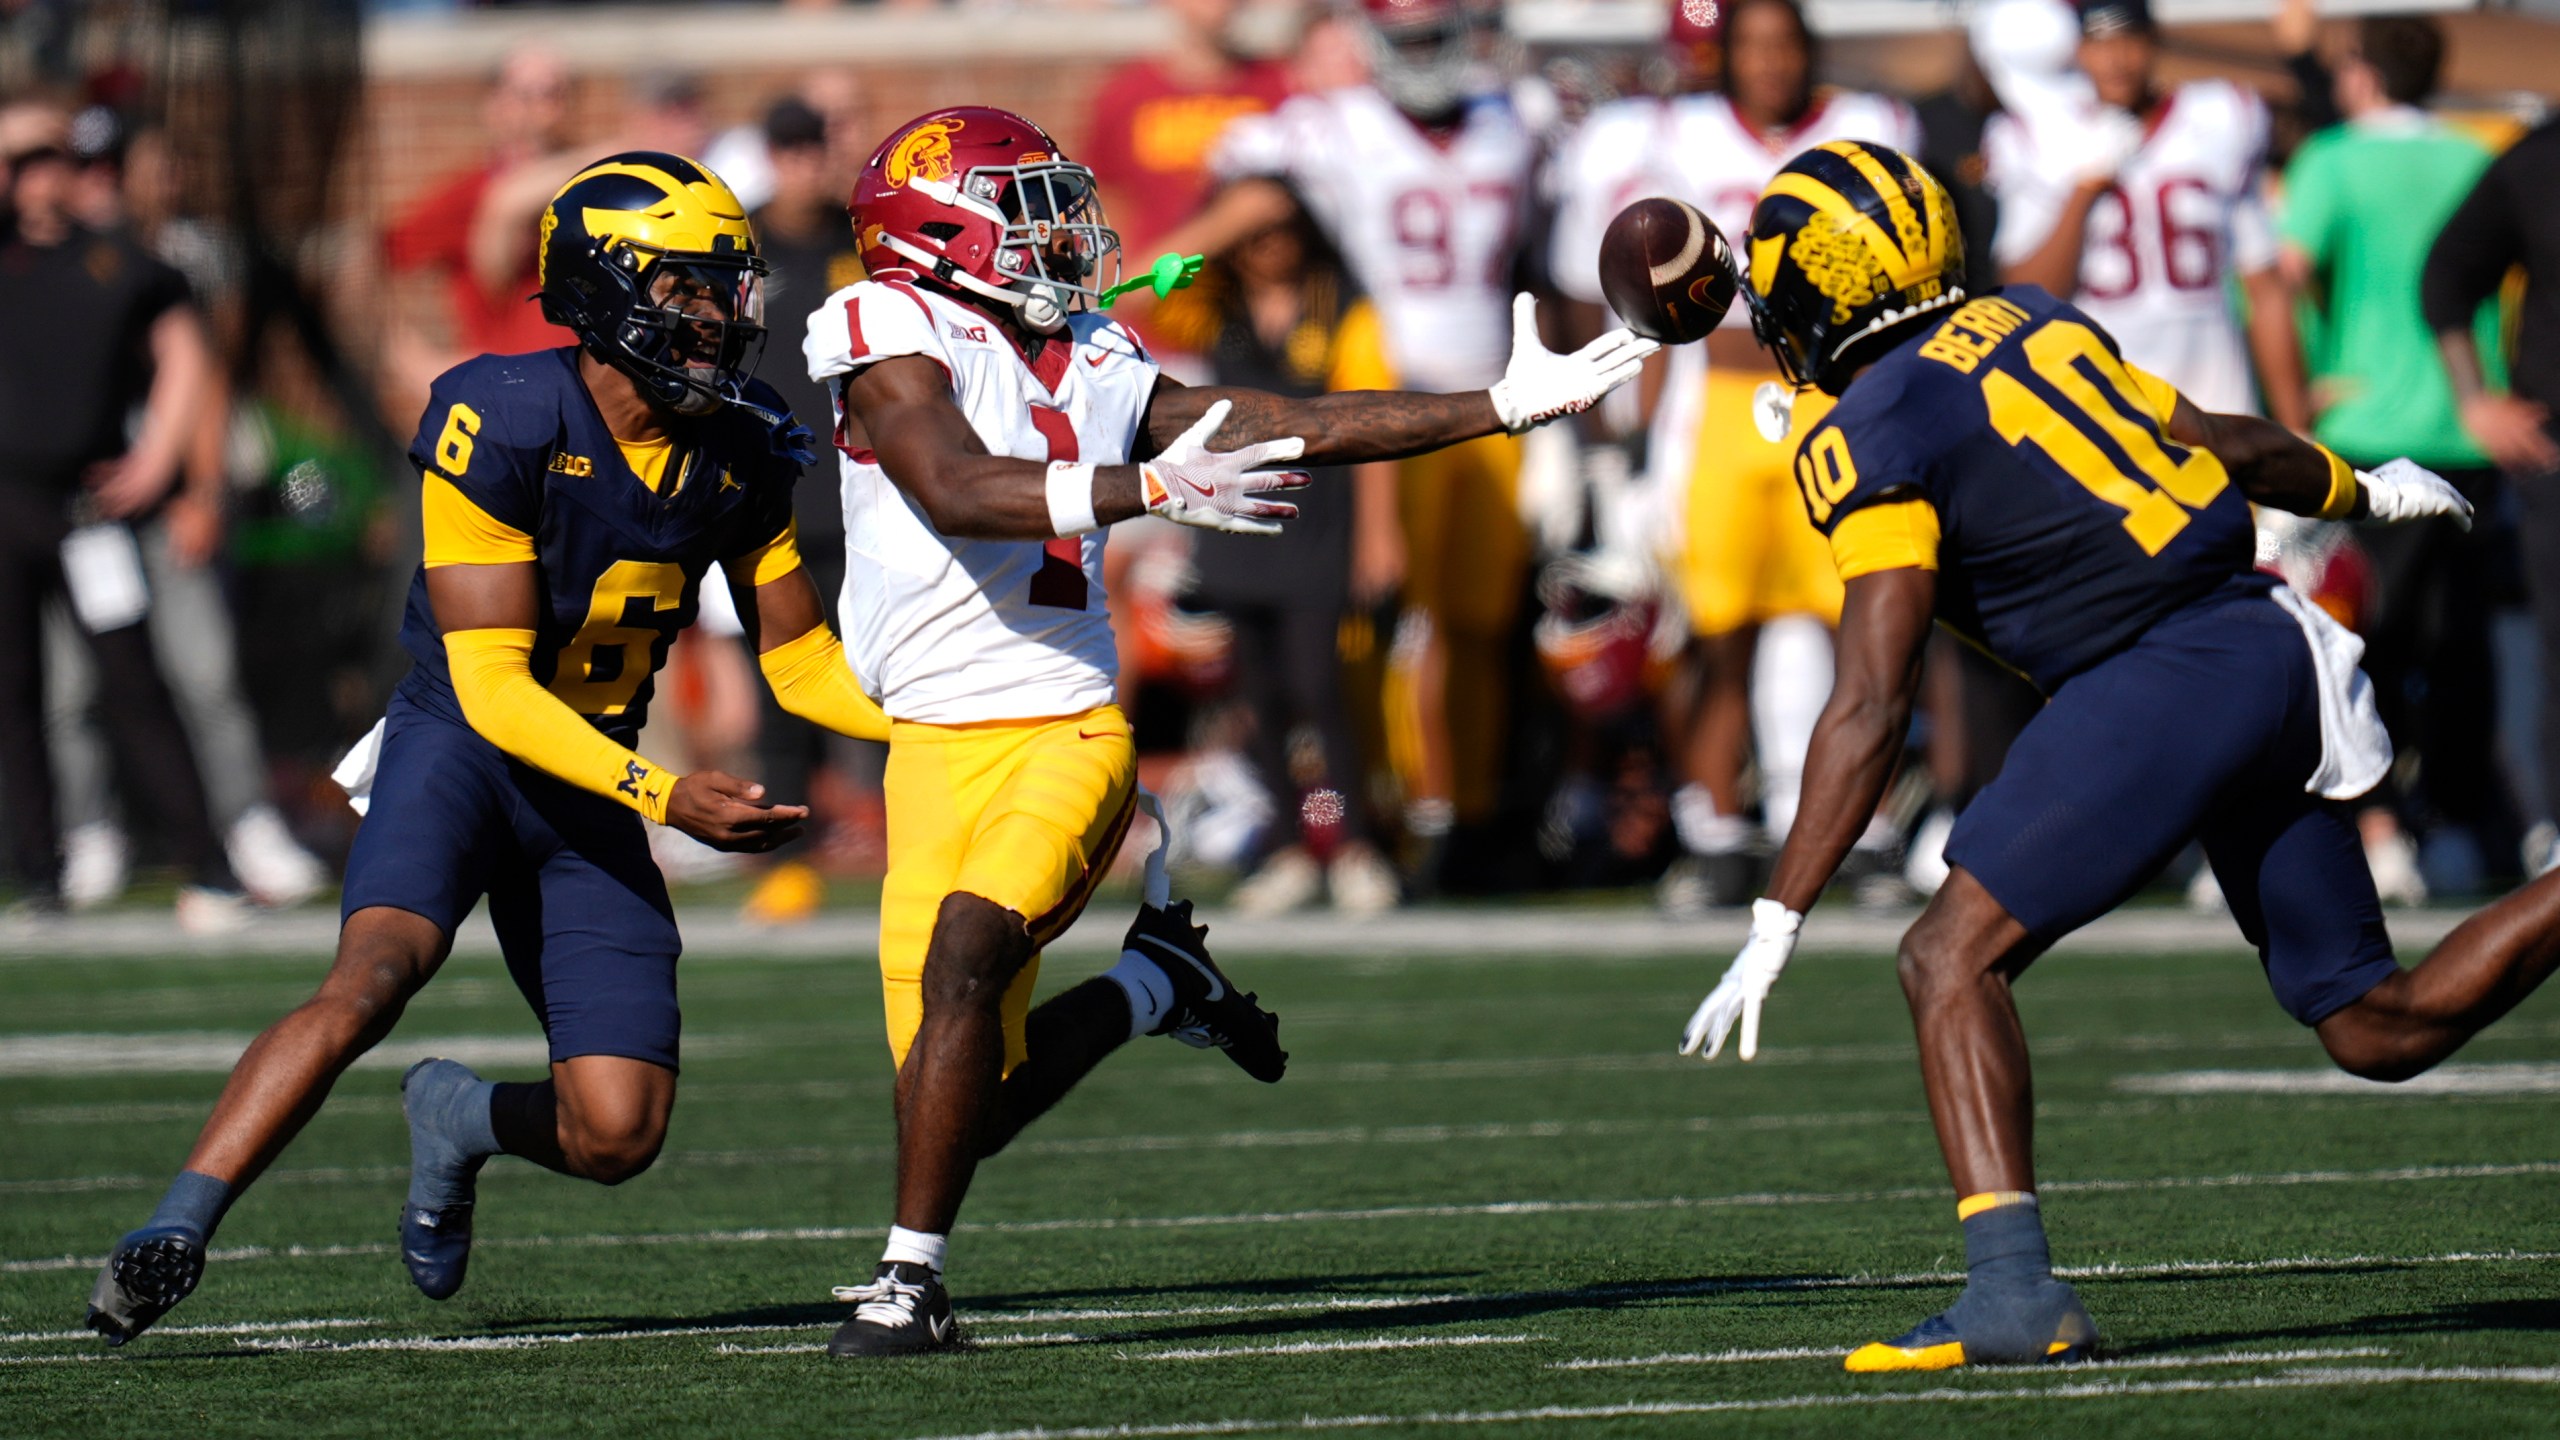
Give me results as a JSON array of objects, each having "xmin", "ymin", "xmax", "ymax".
[{"xmin": 1597, "ymin": 196, "xmax": 1738, "ymax": 345}]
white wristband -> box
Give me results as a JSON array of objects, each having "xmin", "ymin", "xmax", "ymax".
[{"xmin": 1045, "ymin": 461, "xmax": 1098, "ymax": 537}]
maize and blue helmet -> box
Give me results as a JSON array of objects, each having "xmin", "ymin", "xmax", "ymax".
[{"xmin": 536, "ymin": 151, "xmax": 767, "ymax": 416}]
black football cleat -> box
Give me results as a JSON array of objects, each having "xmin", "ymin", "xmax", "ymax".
[
  {"xmin": 400, "ymin": 1202, "xmax": 475, "ymax": 1301},
  {"xmin": 1124, "ymin": 900, "xmax": 1287, "ymax": 1082},
  {"xmin": 827, "ymin": 1262, "xmax": 959, "ymax": 1357},
  {"xmin": 86, "ymin": 1226, "xmax": 205, "ymax": 1346},
  {"xmin": 400, "ymin": 1058, "xmax": 486, "ymax": 1300}
]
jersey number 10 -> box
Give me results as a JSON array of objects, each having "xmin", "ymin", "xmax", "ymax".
[{"xmin": 1983, "ymin": 321, "xmax": 2229, "ymax": 555}]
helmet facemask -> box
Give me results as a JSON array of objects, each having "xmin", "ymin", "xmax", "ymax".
[
  {"xmin": 1362, "ymin": 10, "xmax": 1480, "ymax": 121},
  {"xmin": 911, "ymin": 158, "xmax": 1121, "ymax": 333},
  {"xmin": 594, "ymin": 240, "xmax": 769, "ymax": 416}
]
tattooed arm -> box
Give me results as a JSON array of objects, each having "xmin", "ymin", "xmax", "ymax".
[
  {"xmin": 1137, "ymin": 378, "xmax": 1504, "ymax": 466},
  {"xmin": 1136, "ymin": 294, "xmax": 1655, "ymax": 463}
]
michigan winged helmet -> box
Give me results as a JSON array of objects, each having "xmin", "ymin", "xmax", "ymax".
[
  {"xmin": 536, "ymin": 151, "xmax": 768, "ymax": 416},
  {"xmin": 1741, "ymin": 140, "xmax": 1966, "ymax": 396}
]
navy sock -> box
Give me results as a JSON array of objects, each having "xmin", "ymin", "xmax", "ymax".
[
  {"xmin": 1960, "ymin": 1191, "xmax": 2055, "ymax": 1290},
  {"xmin": 1945, "ymin": 1192, "xmax": 2093, "ymax": 1361},
  {"xmin": 143, "ymin": 1170, "xmax": 233, "ymax": 1244},
  {"xmin": 405, "ymin": 1060, "xmax": 500, "ymax": 1212}
]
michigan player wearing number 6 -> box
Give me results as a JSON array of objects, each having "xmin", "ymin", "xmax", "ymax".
[
  {"xmin": 84, "ymin": 153, "xmax": 902, "ymax": 1345},
  {"xmin": 807, "ymin": 106, "xmax": 1654, "ymax": 1356},
  {"xmin": 1675, "ymin": 141, "xmax": 2560, "ymax": 1370}
]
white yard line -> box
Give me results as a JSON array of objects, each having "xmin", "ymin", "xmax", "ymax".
[
  {"xmin": 1131, "ymin": 1334, "xmax": 1542, "ymax": 1362},
  {"xmin": 1551, "ymin": 1344, "xmax": 2393, "ymax": 1371},
  {"xmin": 905, "ymin": 1368, "xmax": 2560, "ymax": 1440},
  {"xmin": 0, "ymin": 1317, "xmax": 377, "ymax": 1344},
  {"xmin": 2119, "ymin": 1062, "xmax": 2560, "ymax": 1096}
]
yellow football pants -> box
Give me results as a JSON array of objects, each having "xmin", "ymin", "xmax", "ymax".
[
  {"xmin": 879, "ymin": 705, "xmax": 1136, "ymax": 1076},
  {"xmin": 1388, "ymin": 431, "xmax": 1525, "ymax": 825},
  {"xmin": 1680, "ymin": 368, "xmax": 1843, "ymax": 636}
]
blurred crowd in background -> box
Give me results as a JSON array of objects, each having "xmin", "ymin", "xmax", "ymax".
[{"xmin": 3, "ymin": 0, "xmax": 2559, "ymax": 930}]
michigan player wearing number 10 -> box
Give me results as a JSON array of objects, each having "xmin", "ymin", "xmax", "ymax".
[
  {"xmin": 1676, "ymin": 142, "xmax": 2560, "ymax": 1368},
  {"xmin": 85, "ymin": 153, "xmax": 896, "ymax": 1345},
  {"xmin": 807, "ymin": 106, "xmax": 1654, "ymax": 1355}
]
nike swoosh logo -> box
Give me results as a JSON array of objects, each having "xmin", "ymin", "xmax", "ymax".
[
  {"xmin": 1178, "ymin": 474, "xmax": 1216, "ymax": 501},
  {"xmin": 1085, "ymin": 353, "xmax": 1107, "ymax": 367},
  {"xmin": 929, "ymin": 1314, "xmax": 953, "ymax": 1341},
  {"xmin": 1135, "ymin": 933, "xmax": 1224, "ymax": 1001}
]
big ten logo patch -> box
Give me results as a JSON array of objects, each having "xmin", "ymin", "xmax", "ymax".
[{"xmin": 549, "ymin": 452, "xmax": 596, "ymax": 477}]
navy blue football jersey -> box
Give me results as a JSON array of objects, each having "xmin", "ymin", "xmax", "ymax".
[
  {"xmin": 394, "ymin": 348, "xmax": 801, "ymax": 743},
  {"xmin": 1795, "ymin": 286, "xmax": 2260, "ymax": 692}
]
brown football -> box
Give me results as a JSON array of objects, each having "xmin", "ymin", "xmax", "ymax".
[{"xmin": 1597, "ymin": 197, "xmax": 1738, "ymax": 345}]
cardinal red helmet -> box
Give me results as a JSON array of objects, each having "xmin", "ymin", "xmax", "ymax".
[
  {"xmin": 1355, "ymin": 0, "xmax": 1480, "ymax": 120},
  {"xmin": 849, "ymin": 106, "xmax": 1121, "ymax": 333}
]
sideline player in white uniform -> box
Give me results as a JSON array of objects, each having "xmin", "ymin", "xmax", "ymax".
[
  {"xmin": 1987, "ymin": 0, "xmax": 2307, "ymax": 427},
  {"xmin": 1546, "ymin": 0, "xmax": 1916, "ymax": 910},
  {"xmin": 1163, "ymin": 0, "xmax": 1537, "ymax": 877},
  {"xmin": 807, "ymin": 106, "xmax": 1653, "ymax": 1356}
]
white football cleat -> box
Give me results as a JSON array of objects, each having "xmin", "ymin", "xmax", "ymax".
[
  {"xmin": 226, "ymin": 805, "xmax": 325, "ymax": 908},
  {"xmin": 61, "ymin": 822, "xmax": 130, "ymax": 912}
]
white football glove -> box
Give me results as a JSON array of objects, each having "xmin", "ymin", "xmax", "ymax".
[
  {"xmin": 1488, "ymin": 293, "xmax": 1660, "ymax": 433},
  {"xmin": 2356, "ymin": 457, "xmax": 2473, "ymax": 531},
  {"xmin": 1678, "ymin": 898, "xmax": 1803, "ymax": 1062},
  {"xmin": 1140, "ymin": 399, "xmax": 1311, "ymax": 537}
]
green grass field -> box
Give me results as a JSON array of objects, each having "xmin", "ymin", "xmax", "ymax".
[{"xmin": 5, "ymin": 918, "xmax": 2559, "ymax": 1437}]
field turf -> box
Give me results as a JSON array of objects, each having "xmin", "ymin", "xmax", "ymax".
[{"xmin": 4, "ymin": 915, "xmax": 2558, "ymax": 1436}]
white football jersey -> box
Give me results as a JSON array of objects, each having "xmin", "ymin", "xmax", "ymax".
[
  {"xmin": 1986, "ymin": 79, "xmax": 2278, "ymax": 413},
  {"xmin": 1213, "ymin": 86, "xmax": 1534, "ymax": 392},
  {"xmin": 804, "ymin": 280, "xmax": 1160, "ymax": 725},
  {"xmin": 1546, "ymin": 90, "xmax": 1920, "ymax": 324}
]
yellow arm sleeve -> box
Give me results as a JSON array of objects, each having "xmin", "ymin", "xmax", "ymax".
[
  {"xmin": 758, "ymin": 622, "xmax": 891, "ymax": 743},
  {"xmin": 442, "ymin": 627, "xmax": 678, "ymax": 823},
  {"xmin": 724, "ymin": 518, "xmax": 807, "ymax": 589},
  {"xmin": 421, "ymin": 474, "xmax": 537, "ymax": 568},
  {"xmin": 1829, "ymin": 499, "xmax": 1942, "ymax": 580}
]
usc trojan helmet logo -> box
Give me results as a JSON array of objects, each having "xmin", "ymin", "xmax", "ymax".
[{"xmin": 884, "ymin": 118, "xmax": 965, "ymax": 187}]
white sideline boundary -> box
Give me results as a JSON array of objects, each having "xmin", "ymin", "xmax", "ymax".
[
  {"xmin": 10, "ymin": 1165, "xmax": 2560, "ymax": 1276},
  {"xmin": 905, "ymin": 1369, "xmax": 2560, "ymax": 1440}
]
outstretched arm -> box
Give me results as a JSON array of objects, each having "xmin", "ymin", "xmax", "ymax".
[
  {"xmin": 2152, "ymin": 383, "xmax": 2473, "ymax": 529},
  {"xmin": 1138, "ymin": 293, "xmax": 1656, "ymax": 464},
  {"xmin": 1140, "ymin": 379, "xmax": 1503, "ymax": 467}
]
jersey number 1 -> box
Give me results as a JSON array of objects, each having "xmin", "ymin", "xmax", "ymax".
[
  {"xmin": 1026, "ymin": 405, "xmax": 1087, "ymax": 610},
  {"xmin": 1982, "ymin": 321, "xmax": 2229, "ymax": 555}
]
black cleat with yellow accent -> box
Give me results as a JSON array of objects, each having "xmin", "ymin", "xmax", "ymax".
[
  {"xmin": 1845, "ymin": 1290, "xmax": 2099, "ymax": 1372},
  {"xmin": 1123, "ymin": 901, "xmax": 1287, "ymax": 1083}
]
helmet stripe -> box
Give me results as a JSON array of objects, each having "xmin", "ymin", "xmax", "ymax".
[
  {"xmin": 1827, "ymin": 142, "xmax": 1929, "ymax": 279},
  {"xmin": 1762, "ymin": 171, "xmax": 1927, "ymax": 290}
]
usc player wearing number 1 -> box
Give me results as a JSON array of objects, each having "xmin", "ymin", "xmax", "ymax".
[
  {"xmin": 86, "ymin": 154, "xmax": 895, "ymax": 1346},
  {"xmin": 808, "ymin": 106, "xmax": 1652, "ymax": 1355},
  {"xmin": 1673, "ymin": 142, "xmax": 2549, "ymax": 1372}
]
